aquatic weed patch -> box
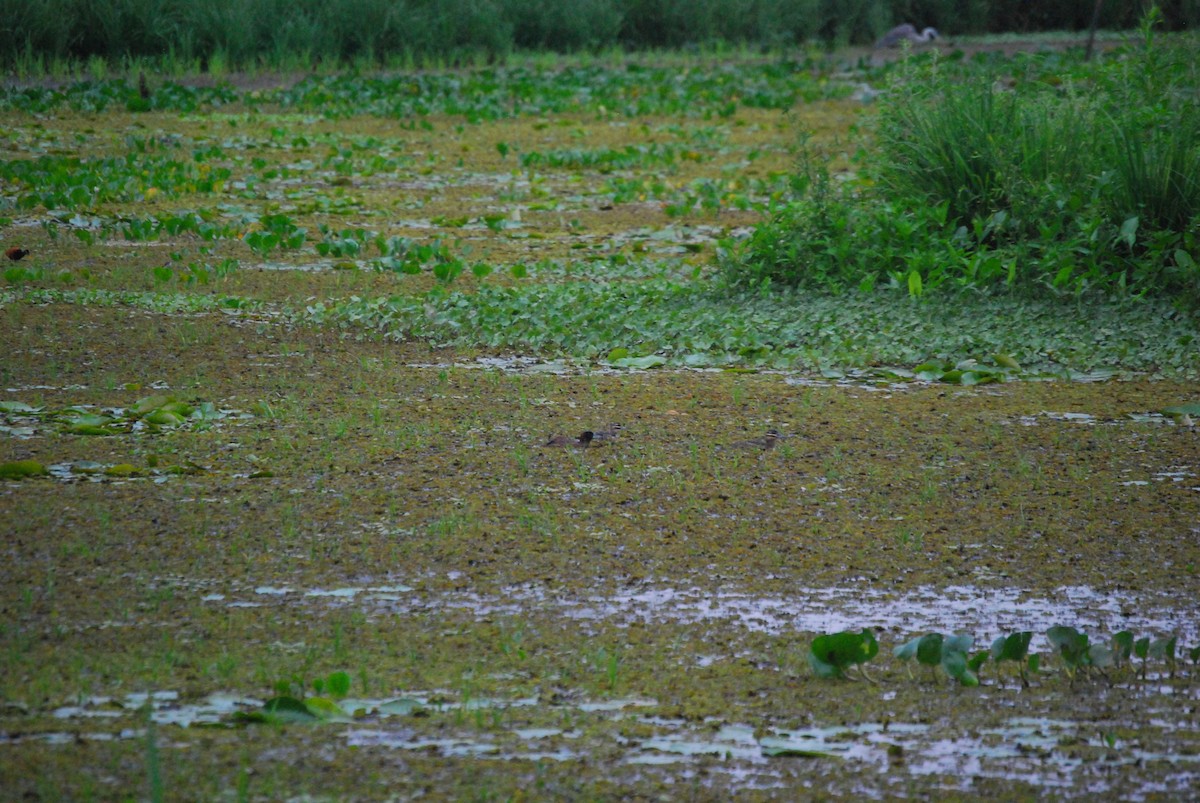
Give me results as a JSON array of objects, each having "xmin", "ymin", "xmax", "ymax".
[{"xmin": 315, "ymin": 282, "xmax": 1200, "ymax": 376}]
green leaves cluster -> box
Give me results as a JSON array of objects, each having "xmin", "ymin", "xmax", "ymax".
[
  {"xmin": 811, "ymin": 625, "xmax": 1198, "ymax": 684},
  {"xmin": 894, "ymin": 633, "xmax": 983, "ymax": 687},
  {"xmin": 0, "ymin": 394, "xmax": 248, "ymax": 439},
  {"xmin": 808, "ymin": 628, "xmax": 878, "ymax": 680},
  {"xmin": 319, "ymin": 279, "xmax": 1200, "ymax": 377},
  {"xmin": 729, "ymin": 38, "xmax": 1200, "ymax": 299}
]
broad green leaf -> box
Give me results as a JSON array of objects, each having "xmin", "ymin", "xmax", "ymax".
[
  {"xmin": 0, "ymin": 401, "xmax": 42, "ymax": 413},
  {"xmin": 941, "ymin": 649, "xmax": 979, "ymax": 686},
  {"xmin": 993, "ymin": 353, "xmax": 1021, "ymax": 370},
  {"xmin": 304, "ymin": 697, "xmax": 350, "ymax": 721},
  {"xmin": 913, "ymin": 363, "xmax": 945, "ymax": 381},
  {"xmin": 262, "ymin": 695, "xmax": 319, "ymax": 723},
  {"xmin": 1148, "ymin": 636, "xmax": 1177, "ymax": 662},
  {"xmin": 1111, "ymin": 631, "xmax": 1134, "ymax": 662},
  {"xmin": 143, "ymin": 410, "xmax": 186, "ymax": 426},
  {"xmin": 132, "ymin": 394, "xmax": 174, "ymax": 415},
  {"xmin": 893, "ymin": 635, "xmax": 923, "ymax": 662},
  {"xmin": 1163, "ymin": 403, "xmax": 1200, "ymax": 416},
  {"xmin": 906, "ymin": 269, "xmax": 923, "ymax": 297},
  {"xmin": 1046, "ymin": 625, "xmax": 1088, "ymax": 670},
  {"xmin": 916, "ymin": 633, "xmax": 944, "ymax": 667},
  {"xmin": 967, "ymin": 650, "xmax": 989, "ymax": 672},
  {"xmin": 810, "ymin": 628, "xmax": 879, "ymax": 679},
  {"xmin": 1087, "ymin": 644, "xmax": 1114, "ymax": 669},
  {"xmin": 990, "ymin": 632, "xmax": 1032, "ymax": 663},
  {"xmin": 378, "ymin": 698, "xmax": 423, "ymax": 716}
]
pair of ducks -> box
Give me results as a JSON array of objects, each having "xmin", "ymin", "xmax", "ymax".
[{"xmin": 543, "ymin": 425, "xmax": 783, "ymax": 451}]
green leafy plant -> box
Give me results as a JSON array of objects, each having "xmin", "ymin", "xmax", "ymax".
[
  {"xmin": 989, "ymin": 631, "xmax": 1036, "ymax": 686},
  {"xmin": 1046, "ymin": 625, "xmax": 1113, "ymax": 680},
  {"xmin": 238, "ymin": 671, "xmax": 354, "ymax": 725},
  {"xmin": 894, "ymin": 632, "xmax": 981, "ymax": 686},
  {"xmin": 808, "ymin": 628, "xmax": 878, "ymax": 680}
]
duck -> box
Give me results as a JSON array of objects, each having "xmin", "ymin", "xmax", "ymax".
[{"xmin": 544, "ymin": 431, "xmax": 594, "ymax": 448}]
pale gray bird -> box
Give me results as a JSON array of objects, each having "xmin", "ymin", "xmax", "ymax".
[{"xmin": 875, "ymin": 24, "xmax": 939, "ymax": 48}]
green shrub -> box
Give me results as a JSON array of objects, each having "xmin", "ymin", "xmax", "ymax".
[{"xmin": 728, "ymin": 26, "xmax": 1200, "ymax": 299}]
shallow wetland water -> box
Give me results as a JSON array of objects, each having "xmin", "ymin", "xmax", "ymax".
[{"xmin": 2, "ymin": 51, "xmax": 1200, "ymax": 799}]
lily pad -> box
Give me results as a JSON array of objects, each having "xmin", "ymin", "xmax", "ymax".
[{"xmin": 611, "ymin": 355, "xmax": 667, "ymax": 370}]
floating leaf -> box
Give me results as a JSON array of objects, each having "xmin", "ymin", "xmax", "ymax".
[
  {"xmin": 304, "ymin": 697, "xmax": 351, "ymax": 721},
  {"xmin": 611, "ymin": 355, "xmax": 667, "ymax": 370},
  {"xmin": 132, "ymin": 394, "xmax": 174, "ymax": 415},
  {"xmin": 144, "ymin": 410, "xmax": 186, "ymax": 426},
  {"xmin": 378, "ymin": 698, "xmax": 423, "ymax": 716},
  {"xmin": 763, "ymin": 746, "xmax": 836, "ymax": 758},
  {"xmin": 0, "ymin": 401, "xmax": 42, "ymax": 413},
  {"xmin": 262, "ymin": 696, "xmax": 319, "ymax": 723}
]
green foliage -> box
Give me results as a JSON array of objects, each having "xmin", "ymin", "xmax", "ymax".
[
  {"xmin": 893, "ymin": 632, "xmax": 979, "ymax": 686},
  {"xmin": 1046, "ymin": 625, "xmax": 1114, "ymax": 680},
  {"xmin": 317, "ymin": 277, "xmax": 1200, "ymax": 377},
  {"xmin": 0, "ymin": 393, "xmax": 253, "ymax": 439},
  {"xmin": 808, "ymin": 628, "xmax": 878, "ymax": 679},
  {"xmin": 727, "ymin": 36, "xmax": 1200, "ymax": 299},
  {"xmin": 3, "ymin": 0, "xmax": 1195, "ymax": 73}
]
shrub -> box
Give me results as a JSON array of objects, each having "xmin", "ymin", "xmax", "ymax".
[{"xmin": 728, "ymin": 25, "xmax": 1200, "ymax": 299}]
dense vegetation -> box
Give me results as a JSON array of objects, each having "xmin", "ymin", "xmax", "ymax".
[
  {"xmin": 0, "ymin": 0, "xmax": 1194, "ymax": 71},
  {"xmin": 726, "ymin": 19, "xmax": 1200, "ymax": 300}
]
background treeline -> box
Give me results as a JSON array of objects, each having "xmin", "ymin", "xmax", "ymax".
[{"xmin": 0, "ymin": 0, "xmax": 1192, "ymax": 71}]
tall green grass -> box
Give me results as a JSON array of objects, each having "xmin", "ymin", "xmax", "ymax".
[
  {"xmin": 0, "ymin": 0, "xmax": 1194, "ymax": 72},
  {"xmin": 726, "ymin": 23, "xmax": 1200, "ymax": 299}
]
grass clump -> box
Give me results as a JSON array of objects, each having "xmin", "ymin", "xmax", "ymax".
[{"xmin": 726, "ymin": 23, "xmax": 1200, "ymax": 299}]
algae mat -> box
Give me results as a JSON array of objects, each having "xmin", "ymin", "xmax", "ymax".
[{"xmin": 2, "ymin": 60, "xmax": 1200, "ymax": 800}]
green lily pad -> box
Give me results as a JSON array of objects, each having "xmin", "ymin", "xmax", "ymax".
[
  {"xmin": 67, "ymin": 423, "xmax": 117, "ymax": 436},
  {"xmin": 144, "ymin": 410, "xmax": 186, "ymax": 426},
  {"xmin": 0, "ymin": 401, "xmax": 43, "ymax": 413},
  {"xmin": 378, "ymin": 698, "xmax": 424, "ymax": 716},
  {"xmin": 131, "ymin": 394, "xmax": 175, "ymax": 415}
]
